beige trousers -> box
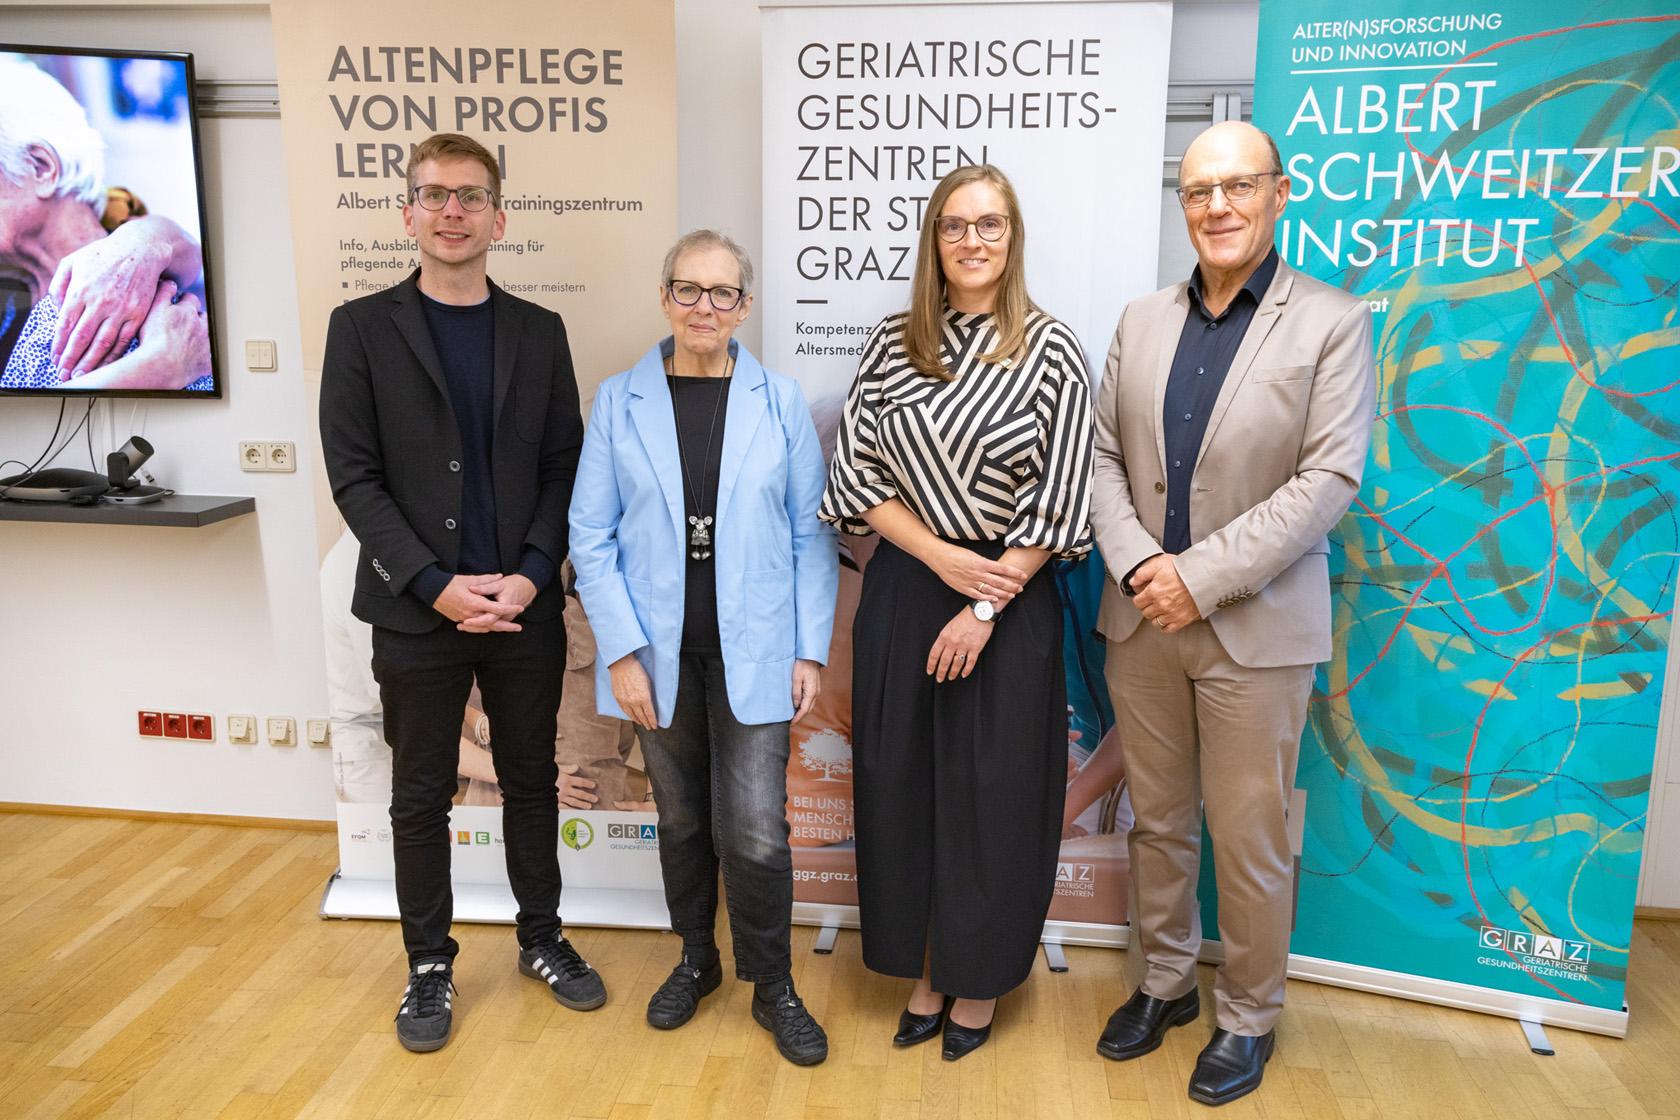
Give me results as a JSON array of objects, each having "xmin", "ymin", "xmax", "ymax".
[{"xmin": 1106, "ymin": 618, "xmax": 1313, "ymax": 1036}]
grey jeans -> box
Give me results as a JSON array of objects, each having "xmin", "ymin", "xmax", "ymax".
[{"xmin": 634, "ymin": 651, "xmax": 794, "ymax": 981}]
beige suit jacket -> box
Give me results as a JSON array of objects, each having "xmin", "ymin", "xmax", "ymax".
[{"xmin": 1090, "ymin": 260, "xmax": 1376, "ymax": 668}]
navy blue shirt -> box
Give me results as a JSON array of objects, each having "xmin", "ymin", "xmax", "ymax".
[
  {"xmin": 1158, "ymin": 249, "xmax": 1279, "ymax": 555},
  {"xmin": 410, "ymin": 291, "xmax": 553, "ymax": 608}
]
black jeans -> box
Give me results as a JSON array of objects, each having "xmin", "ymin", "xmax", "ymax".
[
  {"xmin": 371, "ymin": 615, "xmax": 566, "ymax": 965},
  {"xmin": 634, "ymin": 652, "xmax": 794, "ymax": 981}
]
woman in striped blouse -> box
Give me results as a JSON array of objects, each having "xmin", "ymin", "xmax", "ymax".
[{"xmin": 818, "ymin": 164, "xmax": 1095, "ymax": 1061}]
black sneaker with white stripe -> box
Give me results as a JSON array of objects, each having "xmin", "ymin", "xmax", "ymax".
[
  {"xmin": 395, "ymin": 960, "xmax": 456, "ymax": 1052},
  {"xmin": 518, "ymin": 935, "xmax": 607, "ymax": 1011}
]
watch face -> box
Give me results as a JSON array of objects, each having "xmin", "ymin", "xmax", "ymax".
[{"xmin": 973, "ymin": 599, "xmax": 995, "ymax": 622}]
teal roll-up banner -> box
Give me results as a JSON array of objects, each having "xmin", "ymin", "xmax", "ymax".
[{"xmin": 1250, "ymin": 2, "xmax": 1680, "ymax": 1029}]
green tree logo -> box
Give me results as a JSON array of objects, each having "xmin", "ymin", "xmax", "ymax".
[{"xmin": 561, "ymin": 818, "xmax": 594, "ymax": 851}]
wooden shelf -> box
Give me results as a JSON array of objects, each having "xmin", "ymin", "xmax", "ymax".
[{"xmin": 0, "ymin": 493, "xmax": 255, "ymax": 527}]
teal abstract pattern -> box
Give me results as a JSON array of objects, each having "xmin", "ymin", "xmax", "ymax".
[{"xmin": 1253, "ymin": 2, "xmax": 1680, "ymax": 1012}]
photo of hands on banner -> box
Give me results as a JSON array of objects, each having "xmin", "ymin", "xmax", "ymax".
[
  {"xmin": 323, "ymin": 509, "xmax": 1131, "ymax": 920},
  {"xmin": 322, "ymin": 528, "xmax": 658, "ymax": 811},
  {"xmin": 0, "ymin": 50, "xmax": 214, "ymax": 393}
]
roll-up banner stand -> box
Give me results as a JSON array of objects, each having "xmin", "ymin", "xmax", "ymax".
[
  {"xmin": 271, "ymin": 0, "xmax": 680, "ymax": 927},
  {"xmin": 760, "ymin": 0, "xmax": 1176, "ymax": 947},
  {"xmin": 1244, "ymin": 1, "xmax": 1680, "ymax": 1035}
]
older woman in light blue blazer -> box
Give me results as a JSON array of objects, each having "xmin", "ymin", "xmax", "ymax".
[{"xmin": 569, "ymin": 229, "xmax": 838, "ymax": 1065}]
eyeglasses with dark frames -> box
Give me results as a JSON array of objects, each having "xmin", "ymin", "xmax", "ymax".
[
  {"xmin": 666, "ymin": 280, "xmax": 745, "ymax": 311},
  {"xmin": 1176, "ymin": 172, "xmax": 1278, "ymax": 210},
  {"xmin": 410, "ymin": 184, "xmax": 497, "ymax": 212},
  {"xmin": 934, "ymin": 213, "xmax": 1010, "ymax": 243}
]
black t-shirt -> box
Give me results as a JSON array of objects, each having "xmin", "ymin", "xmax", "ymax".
[
  {"xmin": 669, "ymin": 374, "xmax": 730, "ymax": 651},
  {"xmin": 420, "ymin": 291, "xmax": 498, "ymax": 578}
]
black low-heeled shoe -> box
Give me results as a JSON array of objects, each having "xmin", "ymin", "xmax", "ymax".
[
  {"xmin": 941, "ymin": 1013, "xmax": 993, "ymax": 1061},
  {"xmin": 894, "ymin": 996, "xmax": 950, "ymax": 1047}
]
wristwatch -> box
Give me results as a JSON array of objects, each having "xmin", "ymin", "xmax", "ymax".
[{"xmin": 970, "ymin": 599, "xmax": 997, "ymax": 622}]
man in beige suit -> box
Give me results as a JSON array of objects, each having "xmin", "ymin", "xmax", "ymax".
[{"xmin": 1089, "ymin": 121, "xmax": 1375, "ymax": 1107}]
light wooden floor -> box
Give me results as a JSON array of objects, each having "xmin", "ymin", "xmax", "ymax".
[{"xmin": 2, "ymin": 811, "xmax": 1678, "ymax": 1120}]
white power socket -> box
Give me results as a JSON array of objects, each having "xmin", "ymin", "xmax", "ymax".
[
  {"xmin": 266, "ymin": 717, "xmax": 296, "ymax": 746},
  {"xmin": 305, "ymin": 719, "xmax": 331, "ymax": 747},
  {"xmin": 227, "ymin": 714, "xmax": 258, "ymax": 745},
  {"xmin": 239, "ymin": 441, "xmax": 296, "ymax": 472}
]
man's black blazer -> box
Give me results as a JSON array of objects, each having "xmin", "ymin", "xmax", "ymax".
[{"xmin": 319, "ymin": 270, "xmax": 584, "ymax": 634}]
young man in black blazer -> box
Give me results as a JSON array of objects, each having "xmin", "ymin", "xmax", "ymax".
[{"xmin": 320, "ymin": 132, "xmax": 601, "ymax": 1052}]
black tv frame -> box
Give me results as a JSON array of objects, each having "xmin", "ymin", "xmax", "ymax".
[{"xmin": 0, "ymin": 42, "xmax": 223, "ymax": 400}]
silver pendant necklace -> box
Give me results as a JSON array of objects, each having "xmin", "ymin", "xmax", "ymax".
[{"xmin": 667, "ymin": 357, "xmax": 730, "ymax": 560}]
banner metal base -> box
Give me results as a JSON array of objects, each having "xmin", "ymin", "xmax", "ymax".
[
  {"xmin": 318, "ymin": 869, "xmax": 673, "ymax": 930},
  {"xmin": 1520, "ymin": 1019, "xmax": 1557, "ymax": 1055},
  {"xmin": 1216, "ymin": 945, "xmax": 1629, "ymax": 1039}
]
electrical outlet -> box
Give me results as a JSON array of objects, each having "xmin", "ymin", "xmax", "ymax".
[
  {"xmin": 264, "ymin": 442, "xmax": 296, "ymax": 472},
  {"xmin": 305, "ymin": 719, "xmax": 331, "ymax": 747},
  {"xmin": 138, "ymin": 710, "xmax": 163, "ymax": 737},
  {"xmin": 162, "ymin": 712, "xmax": 189, "ymax": 739},
  {"xmin": 227, "ymin": 715, "xmax": 257, "ymax": 745},
  {"xmin": 239, "ymin": 442, "xmax": 267, "ymax": 472},
  {"xmin": 266, "ymin": 717, "xmax": 296, "ymax": 746},
  {"xmin": 187, "ymin": 714, "xmax": 214, "ymax": 741}
]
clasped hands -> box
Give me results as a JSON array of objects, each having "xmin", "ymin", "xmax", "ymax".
[
  {"xmin": 925, "ymin": 543, "xmax": 1029, "ymax": 683},
  {"xmin": 1131, "ymin": 553, "xmax": 1201, "ymax": 634},
  {"xmin": 432, "ymin": 572, "xmax": 537, "ymax": 633}
]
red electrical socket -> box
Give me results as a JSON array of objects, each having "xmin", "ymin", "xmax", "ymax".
[
  {"xmin": 162, "ymin": 712, "xmax": 189, "ymax": 739},
  {"xmin": 187, "ymin": 714, "xmax": 214, "ymax": 741},
  {"xmin": 138, "ymin": 710, "xmax": 163, "ymax": 737}
]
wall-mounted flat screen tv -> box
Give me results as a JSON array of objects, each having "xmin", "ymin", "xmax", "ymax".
[{"xmin": 0, "ymin": 45, "xmax": 221, "ymax": 398}]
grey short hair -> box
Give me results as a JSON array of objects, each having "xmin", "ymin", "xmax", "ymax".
[
  {"xmin": 661, "ymin": 229, "xmax": 754, "ymax": 293},
  {"xmin": 0, "ymin": 54, "xmax": 106, "ymax": 206},
  {"xmin": 1261, "ymin": 128, "xmax": 1284, "ymax": 175}
]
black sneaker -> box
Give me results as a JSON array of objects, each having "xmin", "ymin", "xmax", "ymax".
[
  {"xmin": 647, "ymin": 955, "xmax": 724, "ymax": 1030},
  {"xmin": 751, "ymin": 981, "xmax": 828, "ymax": 1066},
  {"xmin": 395, "ymin": 960, "xmax": 456, "ymax": 1052},
  {"xmin": 519, "ymin": 935, "xmax": 607, "ymax": 1011}
]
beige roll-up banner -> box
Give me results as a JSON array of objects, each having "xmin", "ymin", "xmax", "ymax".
[
  {"xmin": 272, "ymin": 0, "xmax": 678, "ymax": 928},
  {"xmin": 272, "ymin": 0, "xmax": 675, "ymax": 406}
]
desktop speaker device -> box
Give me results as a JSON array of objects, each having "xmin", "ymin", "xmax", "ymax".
[{"xmin": 0, "ymin": 467, "xmax": 112, "ymax": 503}]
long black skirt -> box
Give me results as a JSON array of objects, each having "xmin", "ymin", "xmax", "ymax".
[{"xmin": 851, "ymin": 537, "xmax": 1067, "ymax": 1000}]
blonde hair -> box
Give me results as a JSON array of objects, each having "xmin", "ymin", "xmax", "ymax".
[
  {"xmin": 404, "ymin": 132, "xmax": 501, "ymax": 200},
  {"xmin": 904, "ymin": 165, "xmax": 1037, "ymax": 380}
]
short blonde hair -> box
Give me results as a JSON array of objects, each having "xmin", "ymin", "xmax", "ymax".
[{"xmin": 404, "ymin": 132, "xmax": 501, "ymax": 200}]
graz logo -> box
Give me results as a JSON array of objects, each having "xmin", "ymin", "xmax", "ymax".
[
  {"xmin": 561, "ymin": 818, "xmax": 594, "ymax": 851},
  {"xmin": 607, "ymin": 824, "xmax": 659, "ymax": 841},
  {"xmin": 1053, "ymin": 861, "xmax": 1096, "ymax": 896},
  {"xmin": 1479, "ymin": 925, "xmax": 1590, "ymax": 964}
]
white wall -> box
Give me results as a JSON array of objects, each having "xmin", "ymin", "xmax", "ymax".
[
  {"xmin": 0, "ymin": 5, "xmax": 336, "ymax": 819},
  {"xmin": 2, "ymin": 1, "xmax": 1675, "ymax": 905}
]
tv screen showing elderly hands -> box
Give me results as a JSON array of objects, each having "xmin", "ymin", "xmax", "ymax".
[{"xmin": 1, "ymin": 46, "xmax": 221, "ymax": 398}]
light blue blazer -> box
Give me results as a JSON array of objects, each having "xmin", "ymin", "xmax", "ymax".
[{"xmin": 569, "ymin": 339, "xmax": 839, "ymax": 728}]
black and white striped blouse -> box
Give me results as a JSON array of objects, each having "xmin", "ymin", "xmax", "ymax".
[{"xmin": 819, "ymin": 307, "xmax": 1094, "ymax": 558}]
